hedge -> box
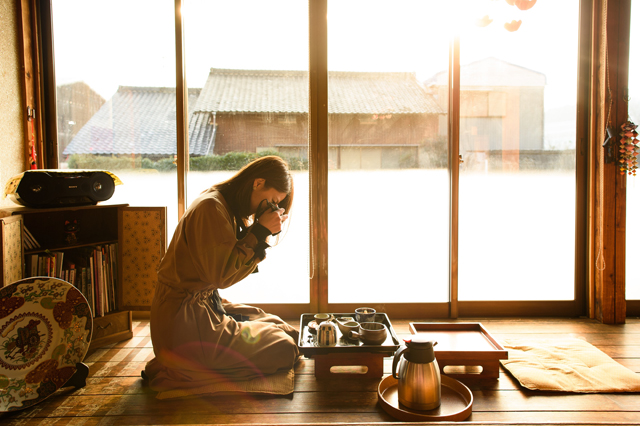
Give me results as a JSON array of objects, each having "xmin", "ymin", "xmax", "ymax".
[{"xmin": 67, "ymin": 151, "xmax": 308, "ymax": 172}]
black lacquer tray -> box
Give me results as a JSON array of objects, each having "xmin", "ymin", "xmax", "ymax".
[{"xmin": 298, "ymin": 313, "xmax": 401, "ymax": 356}]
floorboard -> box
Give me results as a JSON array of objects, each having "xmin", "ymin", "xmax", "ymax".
[{"xmin": 1, "ymin": 317, "xmax": 639, "ymax": 425}]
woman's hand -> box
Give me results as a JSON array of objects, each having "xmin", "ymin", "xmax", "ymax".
[{"xmin": 257, "ymin": 208, "xmax": 288, "ymax": 235}]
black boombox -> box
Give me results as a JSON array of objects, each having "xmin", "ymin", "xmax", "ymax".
[{"xmin": 8, "ymin": 170, "xmax": 117, "ymax": 208}]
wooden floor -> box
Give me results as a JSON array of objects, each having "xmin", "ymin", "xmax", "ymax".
[{"xmin": 2, "ymin": 317, "xmax": 640, "ymax": 425}]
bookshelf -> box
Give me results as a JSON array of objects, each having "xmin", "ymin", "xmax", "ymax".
[{"xmin": 0, "ymin": 203, "xmax": 166, "ymax": 352}]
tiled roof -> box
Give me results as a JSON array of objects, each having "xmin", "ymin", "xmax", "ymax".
[
  {"xmin": 425, "ymin": 57, "xmax": 546, "ymax": 87},
  {"xmin": 194, "ymin": 68, "xmax": 443, "ymax": 114},
  {"xmin": 63, "ymin": 86, "xmax": 203, "ymax": 156},
  {"xmin": 188, "ymin": 111, "xmax": 215, "ymax": 156}
]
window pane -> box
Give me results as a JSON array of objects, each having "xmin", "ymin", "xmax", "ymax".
[
  {"xmin": 627, "ymin": 0, "xmax": 640, "ymax": 300},
  {"xmin": 327, "ymin": 0, "xmax": 451, "ymax": 303},
  {"xmin": 184, "ymin": 0, "xmax": 310, "ymax": 304},
  {"xmin": 53, "ymin": 0, "xmax": 178, "ymax": 230},
  {"xmin": 458, "ymin": 0, "xmax": 579, "ymax": 301}
]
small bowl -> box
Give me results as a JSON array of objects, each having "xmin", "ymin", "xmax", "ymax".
[
  {"xmin": 314, "ymin": 313, "xmax": 333, "ymax": 324},
  {"xmin": 350, "ymin": 322, "xmax": 388, "ymax": 345},
  {"xmin": 355, "ymin": 307, "xmax": 376, "ymax": 323},
  {"xmin": 336, "ymin": 320, "xmax": 360, "ymax": 337},
  {"xmin": 307, "ymin": 321, "xmax": 319, "ymax": 333}
]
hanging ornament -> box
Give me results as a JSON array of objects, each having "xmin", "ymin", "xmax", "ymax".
[
  {"xmin": 515, "ymin": 0, "xmax": 537, "ymax": 11},
  {"xmin": 504, "ymin": 20, "xmax": 522, "ymax": 32},
  {"xmin": 28, "ymin": 114, "xmax": 37, "ymax": 170},
  {"xmin": 501, "ymin": 0, "xmax": 535, "ymax": 32},
  {"xmin": 475, "ymin": 15, "xmax": 493, "ymax": 27},
  {"xmin": 618, "ymin": 120, "xmax": 639, "ymax": 175}
]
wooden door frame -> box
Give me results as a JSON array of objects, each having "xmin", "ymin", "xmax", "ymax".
[
  {"xmin": 592, "ymin": 0, "xmax": 631, "ymax": 323},
  {"xmin": 16, "ymin": 0, "xmax": 46, "ymax": 170}
]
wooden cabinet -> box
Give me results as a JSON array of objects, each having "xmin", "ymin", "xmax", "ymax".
[
  {"xmin": 0, "ymin": 203, "xmax": 166, "ymax": 352},
  {"xmin": 0, "ymin": 214, "xmax": 24, "ymax": 287}
]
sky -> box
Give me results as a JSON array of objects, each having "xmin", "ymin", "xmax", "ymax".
[{"xmin": 51, "ymin": 0, "xmax": 585, "ymax": 110}]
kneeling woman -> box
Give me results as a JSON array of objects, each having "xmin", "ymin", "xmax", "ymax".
[{"xmin": 144, "ymin": 156, "xmax": 299, "ymax": 391}]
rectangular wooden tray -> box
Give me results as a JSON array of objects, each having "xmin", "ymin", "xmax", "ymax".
[
  {"xmin": 298, "ymin": 313, "xmax": 400, "ymax": 356},
  {"xmin": 409, "ymin": 322, "xmax": 507, "ymax": 379}
]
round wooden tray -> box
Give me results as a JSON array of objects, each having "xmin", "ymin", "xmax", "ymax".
[{"xmin": 377, "ymin": 374, "xmax": 473, "ymax": 422}]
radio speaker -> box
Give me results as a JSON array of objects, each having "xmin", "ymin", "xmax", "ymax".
[{"xmin": 11, "ymin": 171, "xmax": 116, "ymax": 208}]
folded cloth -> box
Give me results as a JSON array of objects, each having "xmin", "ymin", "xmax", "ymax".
[
  {"xmin": 500, "ymin": 338, "xmax": 640, "ymax": 393},
  {"xmin": 155, "ymin": 368, "xmax": 295, "ymax": 400}
]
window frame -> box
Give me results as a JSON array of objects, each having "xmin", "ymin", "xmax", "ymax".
[{"xmin": 34, "ymin": 0, "xmax": 598, "ymax": 319}]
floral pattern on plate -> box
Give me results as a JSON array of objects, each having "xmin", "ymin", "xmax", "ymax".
[{"xmin": 0, "ymin": 277, "xmax": 92, "ymax": 412}]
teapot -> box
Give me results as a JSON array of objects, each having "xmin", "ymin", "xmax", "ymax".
[{"xmin": 392, "ymin": 336, "xmax": 441, "ymax": 410}]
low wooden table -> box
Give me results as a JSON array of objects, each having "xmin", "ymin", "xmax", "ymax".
[
  {"xmin": 410, "ymin": 322, "xmax": 508, "ymax": 380},
  {"xmin": 311, "ymin": 352, "xmax": 385, "ymax": 379},
  {"xmin": 298, "ymin": 313, "xmax": 400, "ymax": 380}
]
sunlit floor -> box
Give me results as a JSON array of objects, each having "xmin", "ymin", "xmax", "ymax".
[{"xmin": 2, "ymin": 316, "xmax": 639, "ymax": 426}]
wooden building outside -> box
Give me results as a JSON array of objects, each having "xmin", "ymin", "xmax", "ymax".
[
  {"xmin": 192, "ymin": 68, "xmax": 443, "ymax": 169},
  {"xmin": 56, "ymin": 82, "xmax": 105, "ymax": 156},
  {"xmin": 426, "ymin": 57, "xmax": 548, "ymax": 171}
]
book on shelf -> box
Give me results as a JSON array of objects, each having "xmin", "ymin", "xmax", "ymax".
[
  {"xmin": 22, "ymin": 226, "xmax": 40, "ymax": 250},
  {"xmin": 24, "ymin": 243, "xmax": 119, "ymax": 318}
]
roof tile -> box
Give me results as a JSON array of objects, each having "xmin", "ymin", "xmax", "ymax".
[{"xmin": 195, "ymin": 69, "xmax": 442, "ymax": 114}]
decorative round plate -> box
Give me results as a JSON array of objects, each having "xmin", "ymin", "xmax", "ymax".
[{"xmin": 0, "ymin": 277, "xmax": 92, "ymax": 412}]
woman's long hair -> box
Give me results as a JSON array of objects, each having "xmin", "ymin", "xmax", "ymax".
[{"xmin": 213, "ymin": 155, "xmax": 294, "ymax": 237}]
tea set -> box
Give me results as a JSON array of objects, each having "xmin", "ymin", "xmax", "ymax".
[
  {"xmin": 309, "ymin": 307, "xmax": 389, "ymax": 346},
  {"xmin": 306, "ymin": 309, "xmax": 445, "ymax": 413}
]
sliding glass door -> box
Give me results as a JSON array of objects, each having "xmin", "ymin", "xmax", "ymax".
[
  {"xmin": 326, "ymin": 0, "xmax": 452, "ymax": 315},
  {"xmin": 51, "ymin": 0, "xmax": 178, "ymax": 232},
  {"xmin": 52, "ymin": 0, "xmax": 179, "ymax": 229},
  {"xmin": 46, "ymin": 0, "xmax": 590, "ymax": 318},
  {"xmin": 457, "ymin": 0, "xmax": 583, "ymax": 313},
  {"xmin": 183, "ymin": 0, "xmax": 310, "ymax": 307}
]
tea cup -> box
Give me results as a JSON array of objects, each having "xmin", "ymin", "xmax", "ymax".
[
  {"xmin": 350, "ymin": 322, "xmax": 388, "ymax": 345},
  {"xmin": 314, "ymin": 313, "xmax": 333, "ymax": 324},
  {"xmin": 355, "ymin": 307, "xmax": 376, "ymax": 323}
]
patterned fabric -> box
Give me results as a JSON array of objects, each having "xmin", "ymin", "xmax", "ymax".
[
  {"xmin": 121, "ymin": 209, "xmax": 164, "ymax": 309},
  {"xmin": 2, "ymin": 218, "xmax": 22, "ymax": 287}
]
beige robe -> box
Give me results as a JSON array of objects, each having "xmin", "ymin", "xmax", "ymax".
[{"xmin": 144, "ymin": 189, "xmax": 299, "ymax": 392}]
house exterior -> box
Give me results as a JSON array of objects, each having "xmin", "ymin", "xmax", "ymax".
[
  {"xmin": 65, "ymin": 69, "xmax": 444, "ymax": 170},
  {"xmin": 191, "ymin": 68, "xmax": 444, "ymax": 169},
  {"xmin": 425, "ymin": 57, "xmax": 548, "ymax": 171},
  {"xmin": 56, "ymin": 82, "xmax": 105, "ymax": 155},
  {"xmin": 63, "ymin": 87, "xmax": 203, "ymax": 160}
]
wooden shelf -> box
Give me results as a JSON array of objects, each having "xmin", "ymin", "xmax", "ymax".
[
  {"xmin": 24, "ymin": 239, "xmax": 119, "ymax": 254},
  {"xmin": 0, "ymin": 204, "xmax": 166, "ymax": 352}
]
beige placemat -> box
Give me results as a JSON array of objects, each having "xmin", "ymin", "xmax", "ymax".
[
  {"xmin": 500, "ymin": 338, "xmax": 640, "ymax": 393},
  {"xmin": 155, "ymin": 368, "xmax": 295, "ymax": 400}
]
